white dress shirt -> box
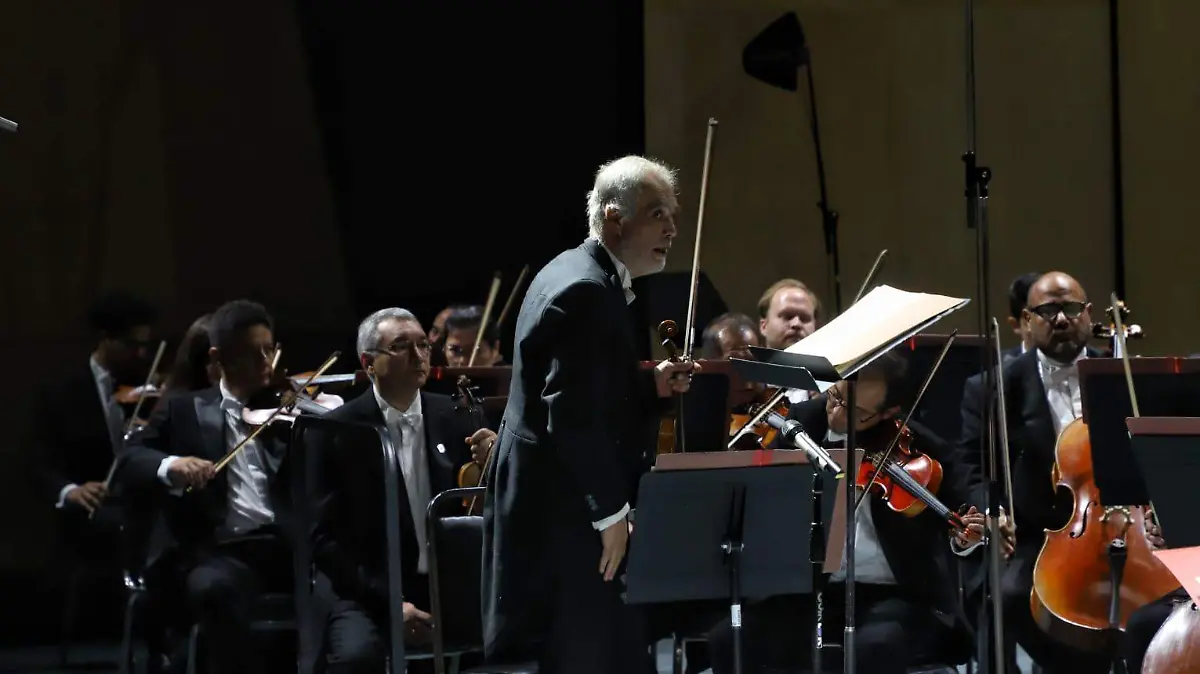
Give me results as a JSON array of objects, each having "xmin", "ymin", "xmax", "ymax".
[
  {"xmin": 55, "ymin": 357, "xmax": 126, "ymax": 508},
  {"xmin": 827, "ymin": 428, "xmax": 897, "ymax": 584},
  {"xmin": 594, "ymin": 243, "xmax": 634, "ymax": 531},
  {"xmin": 156, "ymin": 380, "xmax": 278, "ymax": 537},
  {"xmin": 374, "ymin": 386, "xmax": 433, "ymax": 574},
  {"xmin": 1037, "ymin": 347, "xmax": 1086, "ymax": 436}
]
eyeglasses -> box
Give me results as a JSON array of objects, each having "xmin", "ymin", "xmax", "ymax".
[
  {"xmin": 826, "ymin": 386, "xmax": 879, "ymax": 421},
  {"xmin": 369, "ymin": 340, "xmax": 432, "ymax": 357},
  {"xmin": 1027, "ymin": 301, "xmax": 1086, "ymax": 321}
]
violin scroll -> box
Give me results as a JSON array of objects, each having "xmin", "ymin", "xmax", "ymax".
[{"xmin": 658, "ymin": 320, "xmax": 681, "ymax": 361}]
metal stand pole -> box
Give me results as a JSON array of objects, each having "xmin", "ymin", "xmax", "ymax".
[{"xmin": 843, "ymin": 376, "xmax": 858, "ymax": 674}]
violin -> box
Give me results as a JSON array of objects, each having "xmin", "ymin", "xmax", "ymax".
[
  {"xmin": 656, "ymin": 319, "xmax": 688, "ymax": 454},
  {"xmin": 242, "ymin": 360, "xmax": 345, "ymax": 428},
  {"xmin": 851, "ymin": 331, "xmax": 967, "ymax": 532},
  {"xmin": 727, "ymin": 387, "xmax": 789, "ymax": 449},
  {"xmin": 455, "ymin": 272, "xmax": 507, "ymax": 514},
  {"xmin": 855, "ymin": 418, "xmax": 965, "ymax": 530},
  {"xmin": 1030, "ymin": 295, "xmax": 1178, "ymax": 653}
]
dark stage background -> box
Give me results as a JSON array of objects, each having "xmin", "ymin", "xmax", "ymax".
[{"xmin": 0, "ymin": 0, "xmax": 644, "ymax": 647}]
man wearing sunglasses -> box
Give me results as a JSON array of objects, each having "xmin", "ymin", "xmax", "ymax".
[{"xmin": 957, "ymin": 271, "xmax": 1108, "ymax": 674}]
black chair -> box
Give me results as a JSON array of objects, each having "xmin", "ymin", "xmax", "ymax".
[{"xmin": 426, "ymin": 487, "xmax": 537, "ymax": 674}]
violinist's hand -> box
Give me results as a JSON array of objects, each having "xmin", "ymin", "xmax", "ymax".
[
  {"xmin": 466, "ymin": 428, "xmax": 497, "ymax": 466},
  {"xmin": 66, "ymin": 481, "xmax": 109, "ymax": 514},
  {"xmin": 402, "ymin": 602, "xmax": 433, "ymax": 645},
  {"xmin": 167, "ymin": 456, "xmax": 216, "ymax": 490},
  {"xmin": 599, "ymin": 515, "xmax": 629, "ymax": 582},
  {"xmin": 998, "ymin": 507, "xmax": 1016, "ymax": 560},
  {"xmin": 1145, "ymin": 512, "xmax": 1166, "ymax": 550},
  {"xmin": 654, "ymin": 359, "xmax": 700, "ymax": 397},
  {"xmin": 954, "ymin": 506, "xmax": 987, "ymax": 549}
]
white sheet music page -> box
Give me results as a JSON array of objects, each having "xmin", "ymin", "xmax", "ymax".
[{"xmin": 784, "ymin": 285, "xmax": 969, "ymax": 375}]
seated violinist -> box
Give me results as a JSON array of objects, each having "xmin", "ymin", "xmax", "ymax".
[
  {"xmin": 160, "ymin": 313, "xmax": 222, "ymax": 395},
  {"xmin": 312, "ymin": 308, "xmax": 496, "ymax": 673},
  {"xmin": 706, "ymin": 350, "xmax": 983, "ymax": 674},
  {"xmin": 1122, "ymin": 517, "xmax": 1188, "ymax": 673},
  {"xmin": 442, "ymin": 304, "xmax": 506, "ymax": 368},
  {"xmin": 33, "ymin": 291, "xmax": 158, "ymax": 555},
  {"xmin": 427, "ymin": 304, "xmax": 467, "ymax": 367},
  {"xmin": 119, "ymin": 299, "xmax": 294, "ymax": 674}
]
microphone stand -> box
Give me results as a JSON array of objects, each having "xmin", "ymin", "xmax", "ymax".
[
  {"xmin": 843, "ymin": 375, "xmax": 858, "ymax": 674},
  {"xmin": 962, "ymin": 0, "xmax": 1005, "ymax": 672},
  {"xmin": 803, "ymin": 61, "xmax": 842, "ymax": 314}
]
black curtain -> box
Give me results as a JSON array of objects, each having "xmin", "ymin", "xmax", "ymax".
[{"xmin": 294, "ymin": 2, "xmax": 646, "ymax": 341}]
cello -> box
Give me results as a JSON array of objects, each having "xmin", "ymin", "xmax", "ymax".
[{"xmin": 1029, "ymin": 295, "xmax": 1180, "ymax": 654}]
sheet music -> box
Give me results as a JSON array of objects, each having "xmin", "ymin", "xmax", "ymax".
[{"xmin": 784, "ymin": 285, "xmax": 969, "ymax": 374}]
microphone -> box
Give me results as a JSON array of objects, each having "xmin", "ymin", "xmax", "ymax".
[{"xmin": 765, "ymin": 411, "xmax": 844, "ymax": 477}]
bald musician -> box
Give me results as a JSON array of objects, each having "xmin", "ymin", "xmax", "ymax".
[
  {"xmin": 957, "ymin": 271, "xmax": 1108, "ymax": 674},
  {"xmin": 481, "ymin": 156, "xmax": 695, "ymax": 673},
  {"xmin": 700, "ymin": 312, "xmax": 762, "ymax": 362}
]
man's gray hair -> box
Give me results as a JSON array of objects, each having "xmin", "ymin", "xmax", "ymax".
[
  {"xmin": 356, "ymin": 307, "xmax": 418, "ymax": 357},
  {"xmin": 586, "ymin": 155, "xmax": 677, "ymax": 239}
]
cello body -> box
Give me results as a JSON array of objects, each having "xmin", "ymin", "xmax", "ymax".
[
  {"xmin": 1144, "ymin": 601, "xmax": 1200, "ymax": 673},
  {"xmin": 1030, "ymin": 418, "xmax": 1181, "ymax": 652}
]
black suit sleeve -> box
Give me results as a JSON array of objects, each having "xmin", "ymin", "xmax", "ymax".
[
  {"xmin": 537, "ymin": 281, "xmax": 633, "ymax": 521},
  {"xmin": 310, "ymin": 433, "xmax": 387, "ymax": 614},
  {"xmin": 115, "ymin": 396, "xmax": 175, "ymax": 491}
]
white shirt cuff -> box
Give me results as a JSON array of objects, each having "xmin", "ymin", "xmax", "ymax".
[
  {"xmin": 56, "ymin": 483, "xmax": 78, "ymax": 509},
  {"xmin": 951, "ymin": 537, "xmax": 983, "ymax": 556},
  {"xmin": 592, "ymin": 503, "xmax": 631, "ymax": 531},
  {"xmin": 157, "ymin": 456, "xmax": 184, "ymax": 495}
]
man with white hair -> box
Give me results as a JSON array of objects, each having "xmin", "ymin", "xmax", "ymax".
[
  {"xmin": 312, "ymin": 307, "xmax": 497, "ymax": 673},
  {"xmin": 481, "ymin": 156, "xmax": 697, "ymax": 673}
]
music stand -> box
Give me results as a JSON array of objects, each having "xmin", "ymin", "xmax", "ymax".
[
  {"xmin": 1126, "ymin": 417, "xmax": 1200, "ymax": 549},
  {"xmin": 626, "ymin": 449, "xmax": 858, "ymax": 674},
  {"xmin": 1080, "ymin": 358, "xmax": 1200, "ymax": 506}
]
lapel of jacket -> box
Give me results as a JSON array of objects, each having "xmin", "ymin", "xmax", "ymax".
[
  {"xmin": 1013, "ymin": 351, "xmax": 1057, "ymax": 462},
  {"xmin": 582, "ymin": 238, "xmax": 638, "ymax": 358},
  {"xmin": 420, "ymin": 391, "xmax": 460, "ymax": 496},
  {"xmin": 193, "ymin": 392, "xmax": 227, "ymax": 462}
]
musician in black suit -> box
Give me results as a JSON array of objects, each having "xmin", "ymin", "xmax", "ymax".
[
  {"xmin": 481, "ymin": 156, "xmax": 694, "ymax": 673},
  {"xmin": 119, "ymin": 299, "xmax": 292, "ymax": 674},
  {"xmin": 34, "ymin": 291, "xmax": 157, "ymax": 554},
  {"xmin": 706, "ymin": 351, "xmax": 983, "ymax": 674},
  {"xmin": 957, "ymin": 271, "xmax": 1109, "ymax": 674},
  {"xmin": 313, "ymin": 308, "xmax": 496, "ymax": 673}
]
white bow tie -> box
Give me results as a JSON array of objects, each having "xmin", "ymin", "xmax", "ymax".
[{"xmin": 396, "ymin": 411, "xmax": 421, "ymax": 428}]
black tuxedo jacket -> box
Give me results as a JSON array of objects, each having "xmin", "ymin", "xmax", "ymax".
[
  {"xmin": 776, "ymin": 398, "xmax": 977, "ymax": 635},
  {"xmin": 481, "ymin": 238, "xmax": 665, "ymax": 657},
  {"xmin": 311, "ymin": 389, "xmax": 481, "ymax": 616},
  {"xmin": 117, "ymin": 387, "xmax": 291, "ymax": 565},
  {"xmin": 33, "ymin": 364, "xmax": 116, "ymax": 505},
  {"xmin": 957, "ymin": 347, "xmax": 1101, "ymax": 545}
]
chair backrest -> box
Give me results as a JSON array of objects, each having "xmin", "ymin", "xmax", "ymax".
[{"xmin": 427, "ymin": 486, "xmax": 486, "ymax": 661}]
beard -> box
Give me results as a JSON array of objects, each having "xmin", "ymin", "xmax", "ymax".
[{"xmin": 1044, "ymin": 331, "xmax": 1085, "ymax": 361}]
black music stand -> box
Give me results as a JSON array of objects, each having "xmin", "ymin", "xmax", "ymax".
[
  {"xmin": 625, "ymin": 450, "xmax": 856, "ymax": 674},
  {"xmin": 1127, "ymin": 417, "xmax": 1200, "ymax": 549},
  {"xmin": 1080, "ymin": 358, "xmax": 1200, "ymax": 506}
]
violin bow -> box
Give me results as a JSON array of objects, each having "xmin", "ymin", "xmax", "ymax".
[
  {"xmin": 989, "ymin": 317, "xmax": 1016, "ymax": 522},
  {"xmin": 92, "ymin": 340, "xmax": 168, "ymax": 518},
  {"xmin": 852, "ymin": 330, "xmax": 958, "ymax": 513},
  {"xmin": 204, "ymin": 352, "xmax": 339, "ymax": 480},
  {"xmin": 496, "ymin": 264, "xmax": 530, "ymax": 329},
  {"xmin": 726, "ymin": 249, "xmax": 888, "ymax": 449},
  {"xmin": 468, "ymin": 273, "xmax": 503, "ymax": 368}
]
